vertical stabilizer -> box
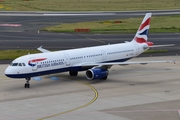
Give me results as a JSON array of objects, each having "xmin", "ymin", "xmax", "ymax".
[{"xmin": 132, "ymin": 13, "xmax": 152, "ymax": 44}]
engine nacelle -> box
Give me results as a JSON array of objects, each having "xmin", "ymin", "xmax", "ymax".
[{"xmin": 86, "ymin": 68, "xmax": 109, "ymax": 80}]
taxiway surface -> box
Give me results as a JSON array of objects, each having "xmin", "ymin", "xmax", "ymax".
[
  {"xmin": 0, "ymin": 10, "xmax": 179, "ymax": 57},
  {"xmin": 0, "ymin": 10, "xmax": 180, "ymax": 120},
  {"xmin": 0, "ymin": 10, "xmax": 180, "ymax": 32},
  {"xmin": 0, "ymin": 56, "xmax": 180, "ymax": 120},
  {"xmin": 0, "ymin": 32, "xmax": 179, "ymax": 62}
]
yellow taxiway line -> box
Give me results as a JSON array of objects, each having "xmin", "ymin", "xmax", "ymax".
[{"xmin": 38, "ymin": 80, "xmax": 98, "ymax": 120}]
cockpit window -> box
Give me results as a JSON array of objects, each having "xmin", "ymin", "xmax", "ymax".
[
  {"xmin": 10, "ymin": 63, "xmax": 18, "ymax": 66},
  {"xmin": 10, "ymin": 63, "xmax": 26, "ymax": 66},
  {"xmin": 18, "ymin": 63, "xmax": 22, "ymax": 66}
]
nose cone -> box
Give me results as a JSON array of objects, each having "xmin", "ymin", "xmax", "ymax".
[{"xmin": 4, "ymin": 66, "xmax": 14, "ymax": 78}]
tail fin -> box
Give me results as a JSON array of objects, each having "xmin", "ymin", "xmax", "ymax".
[{"xmin": 132, "ymin": 13, "xmax": 152, "ymax": 44}]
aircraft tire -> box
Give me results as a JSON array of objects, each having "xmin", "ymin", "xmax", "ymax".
[
  {"xmin": 69, "ymin": 71, "xmax": 78, "ymax": 76},
  {"xmin": 101, "ymin": 76, "xmax": 108, "ymax": 80},
  {"xmin": 24, "ymin": 83, "xmax": 30, "ymax": 88}
]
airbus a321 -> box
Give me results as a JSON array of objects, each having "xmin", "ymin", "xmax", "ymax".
[{"xmin": 5, "ymin": 13, "xmax": 174, "ymax": 88}]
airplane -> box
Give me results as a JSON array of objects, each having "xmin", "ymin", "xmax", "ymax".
[{"xmin": 4, "ymin": 13, "xmax": 174, "ymax": 88}]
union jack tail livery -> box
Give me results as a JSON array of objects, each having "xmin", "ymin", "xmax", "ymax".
[{"xmin": 132, "ymin": 13, "xmax": 153, "ymax": 46}]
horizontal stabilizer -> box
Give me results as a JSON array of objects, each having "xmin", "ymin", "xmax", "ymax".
[{"xmin": 149, "ymin": 44, "xmax": 174, "ymax": 48}]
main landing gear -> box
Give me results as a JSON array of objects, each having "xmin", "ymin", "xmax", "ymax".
[
  {"xmin": 24, "ymin": 77, "xmax": 31, "ymax": 88},
  {"xmin": 69, "ymin": 71, "xmax": 78, "ymax": 76},
  {"xmin": 101, "ymin": 75, "xmax": 108, "ymax": 80}
]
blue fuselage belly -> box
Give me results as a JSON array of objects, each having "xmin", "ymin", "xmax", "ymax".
[{"xmin": 5, "ymin": 57, "xmax": 132, "ymax": 78}]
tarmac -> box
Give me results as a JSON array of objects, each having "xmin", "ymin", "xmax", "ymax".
[{"xmin": 0, "ymin": 56, "xmax": 180, "ymax": 120}]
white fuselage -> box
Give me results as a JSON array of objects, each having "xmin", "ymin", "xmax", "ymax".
[{"xmin": 5, "ymin": 41, "xmax": 146, "ymax": 78}]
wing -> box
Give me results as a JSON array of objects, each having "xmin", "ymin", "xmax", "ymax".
[
  {"xmin": 37, "ymin": 46, "xmax": 51, "ymax": 53},
  {"xmin": 79, "ymin": 60, "xmax": 175, "ymax": 68}
]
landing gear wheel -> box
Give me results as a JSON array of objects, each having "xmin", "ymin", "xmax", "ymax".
[
  {"xmin": 69, "ymin": 71, "xmax": 78, "ymax": 76},
  {"xmin": 24, "ymin": 77, "xmax": 31, "ymax": 88},
  {"xmin": 101, "ymin": 76, "xmax": 108, "ymax": 80},
  {"xmin": 24, "ymin": 83, "xmax": 30, "ymax": 88}
]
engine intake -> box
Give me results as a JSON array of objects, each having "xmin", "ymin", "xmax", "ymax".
[{"xmin": 86, "ymin": 68, "xmax": 109, "ymax": 80}]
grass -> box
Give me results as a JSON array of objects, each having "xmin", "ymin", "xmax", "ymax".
[
  {"xmin": 0, "ymin": 49, "xmax": 168, "ymax": 60},
  {"xmin": 143, "ymin": 49, "xmax": 168, "ymax": 54},
  {"xmin": 0, "ymin": 50, "xmax": 40, "ymax": 60},
  {"xmin": 0, "ymin": 0, "xmax": 180, "ymax": 11},
  {"xmin": 41, "ymin": 15, "xmax": 180, "ymax": 33}
]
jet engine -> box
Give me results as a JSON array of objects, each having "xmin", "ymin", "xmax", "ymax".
[{"xmin": 85, "ymin": 68, "xmax": 109, "ymax": 80}]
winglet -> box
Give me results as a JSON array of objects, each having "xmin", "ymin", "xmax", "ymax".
[
  {"xmin": 37, "ymin": 46, "xmax": 51, "ymax": 53},
  {"xmin": 172, "ymin": 58, "xmax": 177, "ymax": 64}
]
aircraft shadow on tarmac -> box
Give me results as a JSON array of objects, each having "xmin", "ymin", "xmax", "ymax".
[{"xmin": 4, "ymin": 65, "xmax": 176, "ymax": 91}]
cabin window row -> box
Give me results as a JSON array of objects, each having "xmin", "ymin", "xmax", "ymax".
[
  {"xmin": 87, "ymin": 54, "xmax": 103, "ymax": 58},
  {"xmin": 70, "ymin": 56, "xmax": 83, "ymax": 60},
  {"xmin": 70, "ymin": 54, "xmax": 103, "ymax": 60},
  {"xmin": 40, "ymin": 59, "xmax": 64, "ymax": 64},
  {"xmin": 107, "ymin": 50, "xmax": 134, "ymax": 55}
]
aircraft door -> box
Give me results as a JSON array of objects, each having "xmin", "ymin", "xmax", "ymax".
[
  {"xmin": 64, "ymin": 53, "xmax": 70, "ymax": 66},
  {"xmin": 29, "ymin": 57, "xmax": 38, "ymax": 71},
  {"xmin": 101, "ymin": 50, "xmax": 106, "ymax": 60}
]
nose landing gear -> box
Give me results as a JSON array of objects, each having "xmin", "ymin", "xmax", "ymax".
[{"xmin": 24, "ymin": 77, "xmax": 31, "ymax": 88}]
